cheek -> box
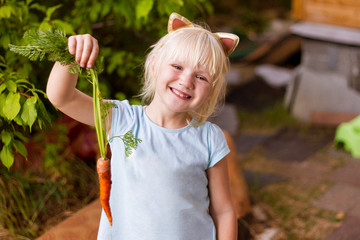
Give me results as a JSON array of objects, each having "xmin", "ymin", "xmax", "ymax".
[
  {"xmin": 199, "ymin": 86, "xmax": 212, "ymax": 102},
  {"xmin": 205, "ymin": 85, "xmax": 212, "ymax": 97}
]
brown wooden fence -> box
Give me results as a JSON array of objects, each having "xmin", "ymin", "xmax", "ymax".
[{"xmin": 292, "ymin": 0, "xmax": 360, "ymax": 28}]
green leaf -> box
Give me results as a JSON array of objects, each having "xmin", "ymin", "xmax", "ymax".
[
  {"xmin": 14, "ymin": 131, "xmax": 29, "ymax": 143},
  {"xmin": 14, "ymin": 140, "xmax": 27, "ymax": 159},
  {"xmin": 26, "ymin": 0, "xmax": 35, "ymax": 6},
  {"xmin": 0, "ymin": 84, "xmax": 6, "ymax": 95},
  {"xmin": 21, "ymin": 97, "xmax": 37, "ymax": 131},
  {"xmin": 115, "ymin": 1, "xmax": 134, "ymax": 27},
  {"xmin": 0, "ymin": 5, "xmax": 15, "ymax": 19},
  {"xmin": 36, "ymin": 99, "xmax": 51, "ymax": 129},
  {"xmin": 162, "ymin": 0, "xmax": 183, "ymax": 15},
  {"xmin": 0, "ymin": 34, "xmax": 11, "ymax": 49},
  {"xmin": 51, "ymin": 20, "xmax": 75, "ymax": 35},
  {"xmin": 29, "ymin": 3, "xmax": 47, "ymax": 13},
  {"xmin": 0, "ymin": 146, "xmax": 14, "ymax": 169},
  {"xmin": 5, "ymin": 80, "xmax": 17, "ymax": 92},
  {"xmin": 4, "ymin": 92, "xmax": 21, "ymax": 120},
  {"xmin": 136, "ymin": 0, "xmax": 154, "ymax": 20},
  {"xmin": 14, "ymin": 114, "xmax": 24, "ymax": 126},
  {"xmin": 90, "ymin": 2, "xmax": 101, "ymax": 22},
  {"xmin": 100, "ymin": 2, "xmax": 111, "ymax": 18},
  {"xmin": 1, "ymin": 130, "xmax": 12, "ymax": 146},
  {"xmin": 46, "ymin": 4, "xmax": 62, "ymax": 19},
  {"xmin": 39, "ymin": 22, "xmax": 52, "ymax": 31},
  {"xmin": 0, "ymin": 93, "xmax": 6, "ymax": 118}
]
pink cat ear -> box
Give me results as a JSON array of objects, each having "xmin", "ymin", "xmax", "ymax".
[
  {"xmin": 215, "ymin": 32, "xmax": 240, "ymax": 56},
  {"xmin": 168, "ymin": 12, "xmax": 194, "ymax": 32}
]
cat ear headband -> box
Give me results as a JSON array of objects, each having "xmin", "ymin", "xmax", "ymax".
[{"xmin": 167, "ymin": 12, "xmax": 239, "ymax": 57}]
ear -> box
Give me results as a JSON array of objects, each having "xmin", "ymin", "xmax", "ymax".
[
  {"xmin": 168, "ymin": 12, "xmax": 194, "ymax": 33},
  {"xmin": 215, "ymin": 33, "xmax": 239, "ymax": 56},
  {"xmin": 149, "ymin": 54, "xmax": 157, "ymax": 77}
]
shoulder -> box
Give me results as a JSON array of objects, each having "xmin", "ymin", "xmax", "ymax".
[
  {"xmin": 195, "ymin": 121, "xmax": 228, "ymax": 151},
  {"xmin": 111, "ymin": 100, "xmax": 143, "ymax": 115},
  {"xmin": 197, "ymin": 121, "xmax": 225, "ymax": 138},
  {"xmin": 197, "ymin": 121, "xmax": 229, "ymax": 168},
  {"xmin": 110, "ymin": 99, "xmax": 144, "ymax": 135}
]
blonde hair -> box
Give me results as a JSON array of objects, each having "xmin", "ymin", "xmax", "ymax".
[{"xmin": 140, "ymin": 25, "xmax": 230, "ymax": 126}]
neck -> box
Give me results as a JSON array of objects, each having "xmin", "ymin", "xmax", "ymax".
[{"xmin": 145, "ymin": 103, "xmax": 190, "ymax": 129}]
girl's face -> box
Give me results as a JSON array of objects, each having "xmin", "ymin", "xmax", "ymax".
[{"xmin": 151, "ymin": 57, "xmax": 212, "ymax": 116}]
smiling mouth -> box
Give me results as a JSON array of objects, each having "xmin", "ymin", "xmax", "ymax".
[{"xmin": 170, "ymin": 87, "xmax": 192, "ymax": 99}]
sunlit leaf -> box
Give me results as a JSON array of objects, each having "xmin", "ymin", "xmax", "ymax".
[
  {"xmin": 46, "ymin": 4, "xmax": 62, "ymax": 19},
  {"xmin": 0, "ymin": 93, "xmax": 6, "ymax": 118},
  {"xmin": 0, "ymin": 5, "xmax": 14, "ymax": 19},
  {"xmin": 4, "ymin": 92, "xmax": 21, "ymax": 120},
  {"xmin": 51, "ymin": 20, "xmax": 75, "ymax": 35},
  {"xmin": 5, "ymin": 80, "xmax": 17, "ymax": 92},
  {"xmin": 0, "ymin": 146, "xmax": 14, "ymax": 169},
  {"xmin": 21, "ymin": 97, "xmax": 37, "ymax": 131},
  {"xmin": 136, "ymin": 0, "xmax": 154, "ymax": 20},
  {"xmin": 0, "ymin": 84, "xmax": 6, "ymax": 94}
]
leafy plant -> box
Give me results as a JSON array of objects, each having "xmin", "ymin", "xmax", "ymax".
[{"xmin": 0, "ymin": 57, "xmax": 51, "ymax": 169}]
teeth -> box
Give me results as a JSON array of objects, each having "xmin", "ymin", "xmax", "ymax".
[{"xmin": 172, "ymin": 88, "xmax": 190, "ymax": 99}]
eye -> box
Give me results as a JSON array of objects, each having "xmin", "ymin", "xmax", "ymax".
[
  {"xmin": 196, "ymin": 75, "xmax": 209, "ymax": 82},
  {"xmin": 172, "ymin": 64, "xmax": 182, "ymax": 70}
]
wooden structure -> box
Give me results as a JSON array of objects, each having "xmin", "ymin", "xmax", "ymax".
[
  {"xmin": 36, "ymin": 200, "xmax": 101, "ymax": 240},
  {"xmin": 292, "ymin": 0, "xmax": 360, "ymax": 29},
  {"xmin": 284, "ymin": 0, "xmax": 360, "ymax": 123}
]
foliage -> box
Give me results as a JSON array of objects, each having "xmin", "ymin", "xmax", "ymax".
[
  {"xmin": 0, "ymin": 57, "xmax": 51, "ymax": 169},
  {"xmin": 0, "ymin": 123, "xmax": 98, "ymax": 239},
  {"xmin": 0, "ymin": 0, "xmax": 214, "ymax": 168}
]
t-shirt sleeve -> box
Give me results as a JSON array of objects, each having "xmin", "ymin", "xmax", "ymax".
[
  {"xmin": 109, "ymin": 100, "xmax": 134, "ymax": 141},
  {"xmin": 207, "ymin": 123, "xmax": 230, "ymax": 168}
]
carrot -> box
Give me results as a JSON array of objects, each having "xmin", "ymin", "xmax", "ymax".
[{"xmin": 97, "ymin": 157, "xmax": 112, "ymax": 226}]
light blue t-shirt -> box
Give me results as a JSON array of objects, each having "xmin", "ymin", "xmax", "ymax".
[{"xmin": 97, "ymin": 100, "xmax": 230, "ymax": 240}]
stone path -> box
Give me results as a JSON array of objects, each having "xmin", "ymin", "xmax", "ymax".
[
  {"xmin": 231, "ymin": 122, "xmax": 360, "ymax": 239},
  {"xmin": 226, "ymin": 73, "xmax": 360, "ymax": 238}
]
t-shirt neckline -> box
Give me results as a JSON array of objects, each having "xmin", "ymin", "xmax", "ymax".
[{"xmin": 142, "ymin": 106, "xmax": 192, "ymax": 133}]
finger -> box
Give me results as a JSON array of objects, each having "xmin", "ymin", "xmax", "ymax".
[
  {"xmin": 80, "ymin": 35, "xmax": 93, "ymax": 68},
  {"xmin": 75, "ymin": 36, "xmax": 85, "ymax": 66},
  {"xmin": 87, "ymin": 38, "xmax": 99, "ymax": 69},
  {"xmin": 68, "ymin": 36, "xmax": 76, "ymax": 55}
]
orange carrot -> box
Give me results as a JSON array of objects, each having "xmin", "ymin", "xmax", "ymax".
[{"xmin": 97, "ymin": 157, "xmax": 112, "ymax": 226}]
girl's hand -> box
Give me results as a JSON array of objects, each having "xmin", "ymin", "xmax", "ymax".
[{"xmin": 68, "ymin": 34, "xmax": 99, "ymax": 69}]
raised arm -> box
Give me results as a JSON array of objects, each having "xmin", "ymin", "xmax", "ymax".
[{"xmin": 46, "ymin": 34, "xmax": 111, "ymax": 127}]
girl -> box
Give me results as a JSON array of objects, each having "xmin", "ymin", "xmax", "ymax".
[{"xmin": 46, "ymin": 12, "xmax": 239, "ymax": 240}]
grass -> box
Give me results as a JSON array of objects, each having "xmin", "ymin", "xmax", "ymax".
[
  {"xmin": 237, "ymin": 101, "xmax": 300, "ymax": 134},
  {"xmin": 253, "ymin": 182, "xmax": 342, "ymax": 240}
]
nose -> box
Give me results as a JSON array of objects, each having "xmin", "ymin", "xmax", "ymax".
[{"xmin": 179, "ymin": 72, "xmax": 194, "ymax": 89}]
